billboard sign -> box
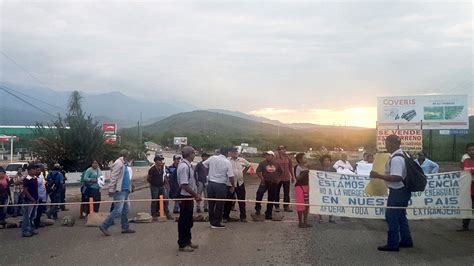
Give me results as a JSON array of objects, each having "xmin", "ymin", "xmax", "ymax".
[
  {"xmin": 173, "ymin": 137, "xmax": 188, "ymax": 146},
  {"xmin": 104, "ymin": 134, "xmax": 117, "ymax": 144},
  {"xmin": 377, "ymin": 129, "xmax": 423, "ymax": 153},
  {"xmin": 377, "ymin": 95, "xmax": 469, "ymax": 129},
  {"xmin": 103, "ymin": 123, "xmax": 117, "ymax": 134}
]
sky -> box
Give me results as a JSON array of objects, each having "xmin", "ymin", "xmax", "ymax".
[{"xmin": 0, "ymin": 1, "xmax": 472, "ymax": 128}]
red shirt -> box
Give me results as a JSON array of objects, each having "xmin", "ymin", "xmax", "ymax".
[{"xmin": 462, "ymin": 158, "xmax": 474, "ymax": 195}]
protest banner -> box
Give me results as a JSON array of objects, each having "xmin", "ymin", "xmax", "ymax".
[
  {"xmin": 309, "ymin": 171, "xmax": 473, "ymax": 220},
  {"xmin": 377, "ymin": 129, "xmax": 423, "ymax": 153}
]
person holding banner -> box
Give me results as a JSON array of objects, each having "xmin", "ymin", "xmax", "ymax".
[
  {"xmin": 294, "ymin": 153, "xmax": 311, "ymax": 228},
  {"xmin": 318, "ymin": 154, "xmax": 336, "ymax": 223},
  {"xmin": 370, "ymin": 135, "xmax": 413, "ymax": 252},
  {"xmin": 458, "ymin": 143, "xmax": 474, "ymax": 232},
  {"xmin": 415, "ymin": 152, "xmax": 439, "ymax": 174}
]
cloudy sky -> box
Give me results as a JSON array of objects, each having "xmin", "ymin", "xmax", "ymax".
[{"xmin": 1, "ymin": 1, "xmax": 472, "ymax": 127}]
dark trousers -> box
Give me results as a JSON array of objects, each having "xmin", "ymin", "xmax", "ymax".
[
  {"xmin": 255, "ymin": 181, "xmax": 279, "ymax": 217},
  {"xmin": 85, "ymin": 188, "xmax": 101, "ymax": 214},
  {"xmin": 207, "ymin": 181, "xmax": 228, "ymax": 226},
  {"xmin": 150, "ymin": 186, "xmax": 169, "ymax": 216},
  {"xmin": 276, "ymin": 181, "xmax": 291, "ymax": 209},
  {"xmin": 223, "ymin": 183, "xmax": 246, "ymax": 219},
  {"xmin": 0, "ymin": 195, "xmax": 7, "ymax": 221},
  {"xmin": 178, "ymin": 198, "xmax": 194, "ymax": 248},
  {"xmin": 386, "ymin": 187, "xmax": 413, "ymax": 248},
  {"xmin": 47, "ymin": 191, "xmax": 61, "ymax": 219},
  {"xmin": 462, "ymin": 196, "xmax": 474, "ymax": 229},
  {"xmin": 60, "ymin": 186, "xmax": 66, "ymax": 210},
  {"xmin": 34, "ymin": 199, "xmax": 46, "ymax": 227}
]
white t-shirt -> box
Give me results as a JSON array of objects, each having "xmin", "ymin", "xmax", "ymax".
[
  {"xmin": 203, "ymin": 154, "xmax": 234, "ymax": 184},
  {"xmin": 333, "ymin": 160, "xmax": 354, "ymax": 172},
  {"xmin": 228, "ymin": 157, "xmax": 251, "ymax": 186},
  {"xmin": 385, "ymin": 149, "xmax": 407, "ymax": 189}
]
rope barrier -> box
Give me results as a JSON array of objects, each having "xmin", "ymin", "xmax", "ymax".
[{"xmin": 1, "ymin": 197, "xmax": 473, "ymax": 211}]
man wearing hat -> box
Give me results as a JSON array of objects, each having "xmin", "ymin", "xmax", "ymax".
[
  {"xmin": 370, "ymin": 134, "xmax": 413, "ymax": 252},
  {"xmin": 177, "ymin": 146, "xmax": 202, "ymax": 252},
  {"xmin": 99, "ymin": 149, "xmax": 135, "ymax": 236},
  {"xmin": 255, "ymin": 151, "xmax": 283, "ymax": 220},
  {"xmin": 148, "ymin": 154, "xmax": 173, "ymax": 220},
  {"xmin": 46, "ymin": 163, "xmax": 65, "ymax": 220}
]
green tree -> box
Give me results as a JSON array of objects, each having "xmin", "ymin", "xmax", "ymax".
[{"xmin": 31, "ymin": 91, "xmax": 114, "ymax": 171}]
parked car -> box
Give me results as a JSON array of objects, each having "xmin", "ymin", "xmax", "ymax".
[{"xmin": 5, "ymin": 162, "xmax": 28, "ymax": 178}]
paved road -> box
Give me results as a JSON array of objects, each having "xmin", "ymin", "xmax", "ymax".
[{"xmin": 1, "ymin": 176, "xmax": 473, "ymax": 265}]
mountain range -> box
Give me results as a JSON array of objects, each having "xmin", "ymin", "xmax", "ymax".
[{"xmin": 0, "ymin": 82, "xmax": 196, "ymax": 127}]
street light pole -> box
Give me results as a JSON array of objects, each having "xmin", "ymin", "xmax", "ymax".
[{"xmin": 10, "ymin": 136, "xmax": 14, "ymax": 163}]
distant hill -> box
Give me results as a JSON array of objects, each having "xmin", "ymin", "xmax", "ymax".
[
  {"xmin": 143, "ymin": 110, "xmax": 296, "ymax": 137},
  {"xmin": 207, "ymin": 109, "xmax": 286, "ymax": 126},
  {"xmin": 133, "ymin": 110, "xmax": 376, "ymax": 152},
  {"xmin": 0, "ymin": 82, "xmax": 197, "ymax": 126}
]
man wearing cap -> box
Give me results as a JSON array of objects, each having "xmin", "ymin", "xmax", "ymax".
[
  {"xmin": 223, "ymin": 147, "xmax": 251, "ymax": 222},
  {"xmin": 204, "ymin": 147, "xmax": 236, "ymax": 229},
  {"xmin": 99, "ymin": 149, "xmax": 135, "ymax": 236},
  {"xmin": 255, "ymin": 151, "xmax": 283, "ymax": 220},
  {"xmin": 370, "ymin": 134, "xmax": 413, "ymax": 252},
  {"xmin": 167, "ymin": 155, "xmax": 181, "ymax": 214},
  {"xmin": 21, "ymin": 164, "xmax": 39, "ymax": 237},
  {"xmin": 148, "ymin": 154, "xmax": 173, "ymax": 220},
  {"xmin": 46, "ymin": 163, "xmax": 65, "ymax": 220},
  {"xmin": 177, "ymin": 146, "xmax": 202, "ymax": 252}
]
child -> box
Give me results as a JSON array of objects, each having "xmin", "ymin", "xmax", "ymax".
[
  {"xmin": 294, "ymin": 153, "xmax": 312, "ymax": 228},
  {"xmin": 459, "ymin": 143, "xmax": 474, "ymax": 231}
]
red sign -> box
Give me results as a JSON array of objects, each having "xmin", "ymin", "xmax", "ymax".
[
  {"xmin": 103, "ymin": 123, "xmax": 117, "ymax": 134},
  {"xmin": 104, "ymin": 135, "xmax": 117, "ymax": 143}
]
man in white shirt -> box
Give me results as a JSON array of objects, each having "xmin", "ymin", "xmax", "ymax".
[
  {"xmin": 370, "ymin": 135, "xmax": 413, "ymax": 252},
  {"xmin": 204, "ymin": 147, "xmax": 235, "ymax": 229},
  {"xmin": 223, "ymin": 147, "xmax": 251, "ymax": 223},
  {"xmin": 333, "ymin": 154, "xmax": 354, "ymax": 173}
]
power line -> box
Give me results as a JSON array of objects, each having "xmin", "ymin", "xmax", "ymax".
[
  {"xmin": 0, "ymin": 50, "xmax": 57, "ymax": 93},
  {"xmin": 0, "ymin": 85, "xmax": 58, "ymax": 118},
  {"xmin": 0, "ymin": 84, "xmax": 65, "ymax": 111}
]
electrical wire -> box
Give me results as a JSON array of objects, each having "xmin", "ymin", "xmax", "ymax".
[{"xmin": 0, "ymin": 85, "xmax": 58, "ymax": 118}]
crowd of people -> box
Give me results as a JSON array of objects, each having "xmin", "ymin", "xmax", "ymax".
[{"xmin": 0, "ymin": 139, "xmax": 472, "ymax": 254}]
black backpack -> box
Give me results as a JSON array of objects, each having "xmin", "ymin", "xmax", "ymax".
[{"xmin": 392, "ymin": 152, "xmax": 427, "ymax": 192}]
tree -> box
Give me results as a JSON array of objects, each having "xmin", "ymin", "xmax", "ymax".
[{"xmin": 31, "ymin": 91, "xmax": 116, "ymax": 171}]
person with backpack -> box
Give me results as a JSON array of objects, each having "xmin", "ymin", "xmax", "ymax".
[
  {"xmin": 370, "ymin": 134, "xmax": 415, "ymax": 252},
  {"xmin": 177, "ymin": 146, "xmax": 202, "ymax": 252},
  {"xmin": 46, "ymin": 164, "xmax": 64, "ymax": 220}
]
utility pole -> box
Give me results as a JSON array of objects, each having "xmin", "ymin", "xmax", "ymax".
[{"xmin": 139, "ymin": 112, "xmax": 143, "ymax": 148}]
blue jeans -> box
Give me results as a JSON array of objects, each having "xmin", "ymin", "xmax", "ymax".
[
  {"xmin": 22, "ymin": 203, "xmax": 37, "ymax": 235},
  {"xmin": 385, "ymin": 187, "xmax": 413, "ymax": 248},
  {"xmin": 13, "ymin": 192, "xmax": 23, "ymax": 216},
  {"xmin": 102, "ymin": 191, "xmax": 130, "ymax": 230}
]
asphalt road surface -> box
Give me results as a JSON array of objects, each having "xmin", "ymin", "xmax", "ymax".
[{"xmin": 1, "ymin": 176, "xmax": 473, "ymax": 265}]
